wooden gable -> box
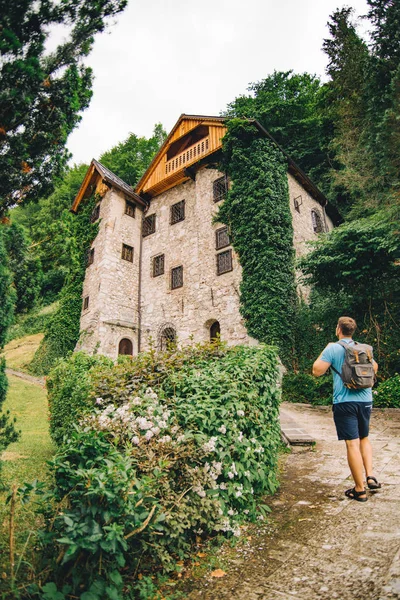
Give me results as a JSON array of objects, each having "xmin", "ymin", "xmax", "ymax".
[
  {"xmin": 71, "ymin": 159, "xmax": 146, "ymax": 213},
  {"xmin": 135, "ymin": 115, "xmax": 227, "ymax": 198}
]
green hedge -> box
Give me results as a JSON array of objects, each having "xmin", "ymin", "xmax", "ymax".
[{"xmin": 282, "ymin": 372, "xmax": 332, "ymax": 405}]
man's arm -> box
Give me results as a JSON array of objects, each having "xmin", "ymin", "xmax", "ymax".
[
  {"xmin": 373, "ymin": 360, "xmax": 378, "ymax": 374},
  {"xmin": 312, "ymin": 357, "xmax": 331, "ymax": 377}
]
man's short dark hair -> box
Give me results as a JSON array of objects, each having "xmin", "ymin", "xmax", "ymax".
[{"xmin": 338, "ymin": 316, "xmax": 357, "ymax": 337}]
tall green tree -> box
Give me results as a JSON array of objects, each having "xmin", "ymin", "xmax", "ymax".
[
  {"xmin": 99, "ymin": 124, "xmax": 167, "ymax": 186},
  {"xmin": 3, "ymin": 222, "xmax": 43, "ymax": 313},
  {"xmin": 0, "ymin": 0, "xmax": 128, "ymax": 216},
  {"xmin": 224, "ymin": 71, "xmax": 333, "ymax": 187}
]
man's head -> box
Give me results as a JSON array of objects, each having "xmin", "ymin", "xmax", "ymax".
[{"xmin": 336, "ymin": 316, "xmax": 357, "ymax": 338}]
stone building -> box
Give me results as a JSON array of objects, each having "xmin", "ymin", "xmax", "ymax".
[{"xmin": 71, "ymin": 115, "xmax": 335, "ymax": 359}]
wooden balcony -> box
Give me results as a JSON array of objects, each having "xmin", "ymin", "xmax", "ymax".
[{"xmin": 165, "ymin": 137, "xmax": 210, "ymax": 175}]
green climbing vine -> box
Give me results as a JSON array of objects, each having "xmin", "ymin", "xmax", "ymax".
[
  {"xmin": 30, "ymin": 195, "xmax": 99, "ymax": 375},
  {"xmin": 218, "ymin": 119, "xmax": 297, "ymax": 365}
]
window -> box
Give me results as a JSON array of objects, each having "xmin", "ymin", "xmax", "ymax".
[
  {"xmin": 217, "ymin": 249, "xmax": 233, "ymax": 275},
  {"xmin": 311, "ymin": 210, "xmax": 324, "ymax": 233},
  {"xmin": 153, "ymin": 254, "xmax": 165, "ymax": 277},
  {"xmin": 121, "ymin": 243, "xmax": 134, "ymax": 262},
  {"xmin": 215, "ymin": 226, "xmax": 230, "ymax": 250},
  {"xmin": 87, "ymin": 248, "xmax": 95, "ymax": 266},
  {"xmin": 213, "ymin": 176, "xmax": 228, "ymax": 203},
  {"xmin": 170, "ymin": 200, "xmax": 185, "ymax": 224},
  {"xmin": 293, "ymin": 195, "xmax": 302, "ymax": 213},
  {"xmin": 210, "ymin": 321, "xmax": 221, "ymax": 341},
  {"xmin": 171, "ymin": 265, "xmax": 183, "ymax": 289},
  {"xmin": 91, "ymin": 204, "xmax": 100, "ymax": 223},
  {"xmin": 159, "ymin": 327, "xmax": 176, "ymax": 351},
  {"xmin": 125, "ymin": 200, "xmax": 136, "ymax": 218},
  {"xmin": 143, "ymin": 214, "xmax": 156, "ymax": 237},
  {"xmin": 119, "ymin": 338, "xmax": 133, "ymax": 355},
  {"xmin": 83, "ymin": 296, "xmax": 89, "ymax": 310}
]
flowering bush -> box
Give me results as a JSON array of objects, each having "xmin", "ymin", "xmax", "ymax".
[
  {"xmin": 374, "ymin": 375, "xmax": 400, "ymax": 408},
  {"xmin": 42, "ymin": 342, "xmax": 281, "ymax": 597}
]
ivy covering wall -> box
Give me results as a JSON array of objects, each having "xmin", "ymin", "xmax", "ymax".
[
  {"xmin": 218, "ymin": 119, "xmax": 297, "ymax": 365},
  {"xmin": 30, "ymin": 196, "xmax": 99, "ymax": 375}
]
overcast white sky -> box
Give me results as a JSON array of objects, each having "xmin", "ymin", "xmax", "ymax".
[{"xmin": 66, "ymin": 0, "xmax": 370, "ymax": 165}]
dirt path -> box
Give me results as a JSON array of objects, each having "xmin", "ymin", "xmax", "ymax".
[
  {"xmin": 186, "ymin": 403, "xmax": 400, "ymax": 600},
  {"xmin": 5, "ymin": 367, "xmax": 45, "ymax": 387}
]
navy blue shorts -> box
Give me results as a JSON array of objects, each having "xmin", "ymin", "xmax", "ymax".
[{"xmin": 332, "ymin": 401, "xmax": 372, "ymax": 441}]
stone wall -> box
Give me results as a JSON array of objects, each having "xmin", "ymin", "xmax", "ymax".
[
  {"xmin": 76, "ymin": 188, "xmax": 142, "ymax": 358},
  {"xmin": 140, "ymin": 166, "xmax": 253, "ymax": 350}
]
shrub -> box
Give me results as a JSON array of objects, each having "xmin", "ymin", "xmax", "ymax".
[
  {"xmin": 40, "ymin": 342, "xmax": 281, "ymax": 596},
  {"xmin": 46, "ymin": 352, "xmax": 113, "ymax": 445},
  {"xmin": 374, "ymin": 375, "xmax": 400, "ymax": 408},
  {"xmin": 282, "ymin": 372, "xmax": 331, "ymax": 405},
  {"xmin": 6, "ymin": 303, "xmax": 58, "ymax": 343}
]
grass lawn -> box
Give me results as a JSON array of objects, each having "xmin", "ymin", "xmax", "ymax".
[
  {"xmin": 2, "ymin": 334, "xmax": 44, "ymax": 374},
  {"xmin": 0, "ymin": 375, "xmax": 54, "ymax": 593}
]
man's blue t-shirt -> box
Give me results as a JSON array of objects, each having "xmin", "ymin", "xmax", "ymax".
[{"xmin": 320, "ymin": 338, "xmax": 373, "ymax": 404}]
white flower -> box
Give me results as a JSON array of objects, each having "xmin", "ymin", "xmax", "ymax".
[
  {"xmin": 233, "ymin": 528, "xmax": 241, "ymax": 537},
  {"xmin": 177, "ymin": 434, "xmax": 185, "ymax": 443},
  {"xmin": 228, "ymin": 508, "xmax": 235, "ymax": 516},
  {"xmin": 95, "ymin": 397, "xmax": 103, "ymax": 405},
  {"xmin": 244, "ymin": 471, "xmax": 251, "ymax": 478},
  {"xmin": 132, "ymin": 397, "xmax": 142, "ymax": 405},
  {"xmin": 218, "ymin": 425, "xmax": 226, "ymax": 434},
  {"xmin": 157, "ymin": 435, "xmax": 171, "ymax": 444},
  {"xmin": 237, "ymin": 431, "xmax": 244, "ymax": 443},
  {"xmin": 145, "ymin": 430, "xmax": 154, "ymax": 441},
  {"xmin": 250, "ymin": 438, "xmax": 257, "ymax": 444},
  {"xmin": 202, "ymin": 436, "xmax": 217, "ymax": 453},
  {"xmin": 193, "ymin": 485, "xmax": 206, "ymax": 498},
  {"xmin": 237, "ymin": 410, "xmax": 244, "ymax": 417},
  {"xmin": 235, "ymin": 490, "xmax": 242, "ymax": 498},
  {"xmin": 227, "ymin": 472, "xmax": 234, "ymax": 480},
  {"xmin": 257, "ymin": 515, "xmax": 264, "ymax": 521},
  {"xmin": 219, "ymin": 482, "xmax": 227, "ymax": 490},
  {"xmin": 243, "ymin": 509, "xmax": 249, "ymax": 515},
  {"xmin": 131, "ymin": 436, "xmax": 140, "ymax": 445}
]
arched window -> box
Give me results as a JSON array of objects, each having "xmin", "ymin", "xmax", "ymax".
[
  {"xmin": 118, "ymin": 338, "xmax": 133, "ymax": 355},
  {"xmin": 159, "ymin": 326, "xmax": 176, "ymax": 351},
  {"xmin": 210, "ymin": 321, "xmax": 221, "ymax": 341}
]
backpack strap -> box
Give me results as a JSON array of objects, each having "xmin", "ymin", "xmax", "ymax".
[{"xmin": 330, "ymin": 341, "xmax": 351, "ymax": 379}]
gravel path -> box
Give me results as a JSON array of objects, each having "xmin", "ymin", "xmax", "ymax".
[
  {"xmin": 186, "ymin": 403, "xmax": 400, "ymax": 600},
  {"xmin": 5, "ymin": 367, "xmax": 45, "ymax": 387}
]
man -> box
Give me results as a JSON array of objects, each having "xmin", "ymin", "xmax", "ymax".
[{"xmin": 312, "ymin": 316, "xmax": 380, "ymax": 502}]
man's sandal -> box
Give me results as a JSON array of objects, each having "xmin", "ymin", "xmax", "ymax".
[
  {"xmin": 345, "ymin": 487, "xmax": 368, "ymax": 502},
  {"xmin": 366, "ymin": 476, "xmax": 381, "ymax": 490}
]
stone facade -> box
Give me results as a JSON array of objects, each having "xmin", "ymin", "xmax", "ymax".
[{"xmin": 76, "ymin": 165, "xmax": 333, "ymax": 360}]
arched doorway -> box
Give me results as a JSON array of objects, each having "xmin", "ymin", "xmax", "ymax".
[
  {"xmin": 118, "ymin": 338, "xmax": 133, "ymax": 355},
  {"xmin": 210, "ymin": 321, "xmax": 221, "ymax": 341},
  {"xmin": 159, "ymin": 326, "xmax": 176, "ymax": 351}
]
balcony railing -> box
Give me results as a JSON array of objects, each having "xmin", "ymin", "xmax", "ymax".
[{"xmin": 165, "ymin": 137, "xmax": 210, "ymax": 175}]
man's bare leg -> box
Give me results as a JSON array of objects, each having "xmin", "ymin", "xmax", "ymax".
[
  {"xmin": 345, "ymin": 438, "xmax": 366, "ymax": 493},
  {"xmin": 360, "ymin": 436, "xmax": 373, "ymax": 478}
]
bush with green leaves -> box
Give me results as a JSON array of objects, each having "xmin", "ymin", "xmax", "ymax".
[
  {"xmin": 40, "ymin": 342, "xmax": 281, "ymax": 597},
  {"xmin": 282, "ymin": 372, "xmax": 331, "ymax": 405},
  {"xmin": 373, "ymin": 375, "xmax": 400, "ymax": 408}
]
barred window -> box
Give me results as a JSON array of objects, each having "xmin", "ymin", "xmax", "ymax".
[
  {"xmin": 159, "ymin": 327, "xmax": 176, "ymax": 351},
  {"xmin": 217, "ymin": 249, "xmax": 233, "ymax": 275},
  {"xmin": 311, "ymin": 210, "xmax": 324, "ymax": 233},
  {"xmin": 215, "ymin": 226, "xmax": 230, "ymax": 250},
  {"xmin": 171, "ymin": 265, "xmax": 183, "ymax": 289},
  {"xmin": 125, "ymin": 200, "xmax": 136, "ymax": 218},
  {"xmin": 91, "ymin": 204, "xmax": 100, "ymax": 223},
  {"xmin": 213, "ymin": 176, "xmax": 228, "ymax": 203},
  {"xmin": 121, "ymin": 243, "xmax": 134, "ymax": 262},
  {"xmin": 87, "ymin": 248, "xmax": 95, "ymax": 266},
  {"xmin": 143, "ymin": 214, "xmax": 156, "ymax": 237},
  {"xmin": 83, "ymin": 296, "xmax": 89, "ymax": 310},
  {"xmin": 170, "ymin": 200, "xmax": 185, "ymax": 224},
  {"xmin": 153, "ymin": 254, "xmax": 165, "ymax": 277}
]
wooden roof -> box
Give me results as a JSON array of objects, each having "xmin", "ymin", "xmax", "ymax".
[
  {"xmin": 71, "ymin": 159, "xmax": 146, "ymax": 213},
  {"xmin": 135, "ymin": 114, "xmax": 227, "ymax": 198}
]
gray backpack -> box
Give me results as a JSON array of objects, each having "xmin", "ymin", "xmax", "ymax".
[{"xmin": 331, "ymin": 341, "xmax": 376, "ymax": 390}]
